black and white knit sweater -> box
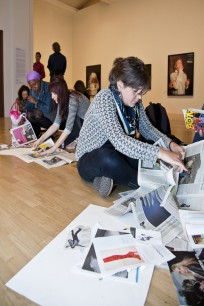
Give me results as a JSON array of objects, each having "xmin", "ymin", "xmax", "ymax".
[{"xmin": 76, "ymin": 88, "xmax": 170, "ymax": 164}]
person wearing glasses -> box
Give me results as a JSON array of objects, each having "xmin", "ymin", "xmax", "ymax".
[{"xmin": 76, "ymin": 56, "xmax": 187, "ymax": 197}]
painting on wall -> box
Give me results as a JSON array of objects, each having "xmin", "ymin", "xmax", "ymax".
[
  {"xmin": 86, "ymin": 65, "xmax": 101, "ymax": 97},
  {"xmin": 145, "ymin": 64, "xmax": 151, "ymax": 90},
  {"xmin": 168, "ymin": 52, "xmax": 194, "ymax": 96}
]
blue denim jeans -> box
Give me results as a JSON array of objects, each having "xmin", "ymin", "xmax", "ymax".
[{"xmin": 77, "ymin": 140, "xmax": 139, "ymax": 189}]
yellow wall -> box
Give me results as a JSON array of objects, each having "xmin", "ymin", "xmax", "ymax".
[{"xmin": 35, "ymin": 0, "xmax": 204, "ymax": 114}]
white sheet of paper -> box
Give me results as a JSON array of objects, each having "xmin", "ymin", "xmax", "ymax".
[
  {"xmin": 186, "ymin": 223, "xmax": 204, "ymax": 248},
  {"xmin": 6, "ymin": 204, "xmax": 154, "ymax": 306}
]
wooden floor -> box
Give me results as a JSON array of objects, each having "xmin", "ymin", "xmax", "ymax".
[{"xmin": 0, "ymin": 115, "xmax": 192, "ymax": 306}]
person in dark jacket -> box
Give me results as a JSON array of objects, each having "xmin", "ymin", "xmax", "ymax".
[
  {"xmin": 24, "ymin": 71, "xmax": 56, "ymax": 137},
  {"xmin": 47, "ymin": 42, "xmax": 67, "ymax": 81}
]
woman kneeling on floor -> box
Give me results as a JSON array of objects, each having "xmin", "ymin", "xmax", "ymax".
[{"xmin": 33, "ymin": 77, "xmax": 90, "ymax": 154}]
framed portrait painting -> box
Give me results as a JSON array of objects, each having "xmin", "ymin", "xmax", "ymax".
[
  {"xmin": 86, "ymin": 64, "xmax": 101, "ymax": 97},
  {"xmin": 145, "ymin": 64, "xmax": 151, "ymax": 90},
  {"xmin": 168, "ymin": 52, "xmax": 194, "ymax": 96}
]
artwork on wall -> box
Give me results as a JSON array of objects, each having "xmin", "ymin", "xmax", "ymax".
[
  {"xmin": 86, "ymin": 65, "xmax": 101, "ymax": 97},
  {"xmin": 145, "ymin": 64, "xmax": 151, "ymax": 90},
  {"xmin": 168, "ymin": 52, "xmax": 194, "ymax": 96}
]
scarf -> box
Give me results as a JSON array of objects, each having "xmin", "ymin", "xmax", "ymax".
[{"xmin": 109, "ymin": 84, "xmax": 139, "ymax": 136}]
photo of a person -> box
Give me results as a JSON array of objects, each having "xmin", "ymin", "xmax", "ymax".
[
  {"xmin": 192, "ymin": 234, "xmax": 204, "ymax": 245},
  {"xmin": 168, "ymin": 251, "xmax": 204, "ymax": 305},
  {"xmin": 168, "ymin": 53, "xmax": 194, "ymax": 96},
  {"xmin": 171, "ymin": 257, "xmax": 204, "ymax": 280},
  {"xmin": 87, "ymin": 72, "xmax": 99, "ymax": 96},
  {"xmin": 86, "ymin": 65, "xmax": 101, "ymax": 99},
  {"xmin": 179, "ymin": 153, "xmax": 201, "ymax": 185},
  {"xmin": 42, "ymin": 156, "xmax": 62, "ymax": 165}
]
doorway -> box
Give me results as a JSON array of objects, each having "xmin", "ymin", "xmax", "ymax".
[{"xmin": 0, "ymin": 30, "xmax": 4, "ymax": 117}]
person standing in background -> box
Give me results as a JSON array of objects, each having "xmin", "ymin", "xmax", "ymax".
[
  {"xmin": 33, "ymin": 52, "xmax": 45, "ymax": 80},
  {"xmin": 47, "ymin": 42, "xmax": 67, "ymax": 81}
]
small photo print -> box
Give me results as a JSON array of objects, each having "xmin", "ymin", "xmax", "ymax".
[
  {"xmin": 192, "ymin": 235, "xmax": 204, "ymax": 245},
  {"xmin": 65, "ymin": 226, "xmax": 91, "ymax": 249},
  {"xmin": 42, "ymin": 156, "xmax": 63, "ymax": 165}
]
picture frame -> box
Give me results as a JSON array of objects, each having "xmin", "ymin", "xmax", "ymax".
[
  {"xmin": 86, "ymin": 64, "xmax": 101, "ymax": 97},
  {"xmin": 167, "ymin": 52, "xmax": 194, "ymax": 96},
  {"xmin": 145, "ymin": 64, "xmax": 151, "ymax": 90}
]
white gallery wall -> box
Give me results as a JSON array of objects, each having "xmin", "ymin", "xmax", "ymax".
[
  {"xmin": 0, "ymin": 0, "xmax": 33, "ymax": 116},
  {"xmin": 1, "ymin": 0, "xmax": 204, "ymax": 116},
  {"xmin": 72, "ymin": 0, "xmax": 204, "ymax": 113}
]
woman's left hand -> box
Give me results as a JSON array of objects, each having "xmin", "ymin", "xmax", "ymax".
[
  {"xmin": 39, "ymin": 147, "xmax": 56, "ymax": 156},
  {"xmin": 169, "ymin": 141, "xmax": 185, "ymax": 155}
]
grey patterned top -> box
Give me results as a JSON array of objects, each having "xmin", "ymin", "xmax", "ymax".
[
  {"xmin": 54, "ymin": 92, "xmax": 90, "ymax": 134},
  {"xmin": 76, "ymin": 88, "xmax": 170, "ymax": 164}
]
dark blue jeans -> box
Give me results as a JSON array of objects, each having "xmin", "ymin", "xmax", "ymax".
[{"xmin": 77, "ymin": 141, "xmax": 139, "ymax": 189}]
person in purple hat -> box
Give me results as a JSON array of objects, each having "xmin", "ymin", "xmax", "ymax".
[{"xmin": 24, "ymin": 70, "xmax": 57, "ymax": 137}]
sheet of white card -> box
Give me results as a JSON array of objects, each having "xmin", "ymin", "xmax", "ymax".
[{"xmin": 6, "ymin": 204, "xmax": 154, "ymax": 306}]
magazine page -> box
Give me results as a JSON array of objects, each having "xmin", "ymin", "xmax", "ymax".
[
  {"xmin": 132, "ymin": 228, "xmax": 162, "ymax": 245},
  {"xmin": 177, "ymin": 140, "xmax": 204, "ymax": 197},
  {"xmin": 183, "ymin": 108, "xmax": 204, "ymax": 133},
  {"xmin": 0, "ymin": 144, "xmax": 10, "ymax": 150},
  {"xmin": 137, "ymin": 137, "xmax": 178, "ymax": 189},
  {"xmin": 0, "ymin": 138, "xmax": 77, "ymax": 168},
  {"xmin": 105, "ymin": 187, "xmax": 152, "ymax": 217},
  {"xmin": 13, "ymin": 139, "xmax": 55, "ymax": 163},
  {"xmin": 55, "ymin": 150, "xmax": 78, "ymax": 163},
  {"xmin": 167, "ymin": 250, "xmax": 204, "ymax": 306},
  {"xmin": 31, "ymin": 138, "xmax": 54, "ymax": 152},
  {"xmin": 0, "ymin": 147, "xmax": 28, "ymax": 156},
  {"xmin": 138, "ymin": 159, "xmax": 177, "ymax": 189},
  {"xmin": 34, "ymin": 155, "xmax": 68, "ymax": 169},
  {"xmin": 130, "ymin": 186, "xmax": 183, "ymax": 245},
  {"xmin": 160, "ymin": 187, "xmax": 180, "ymax": 220},
  {"xmin": 176, "ymin": 195, "xmax": 204, "ymax": 211},
  {"xmin": 166, "ymin": 235, "xmax": 190, "ymax": 252},
  {"xmin": 34, "ymin": 150, "xmax": 77, "ymax": 169},
  {"xmin": 179, "ymin": 209, "xmax": 204, "ymax": 241},
  {"xmin": 10, "ymin": 121, "xmax": 37, "ymax": 147},
  {"xmin": 76, "ymin": 224, "xmax": 146, "ymax": 284},
  {"xmin": 185, "ymin": 224, "xmax": 204, "ymax": 249},
  {"xmin": 93, "ymin": 234, "xmax": 175, "ymax": 277}
]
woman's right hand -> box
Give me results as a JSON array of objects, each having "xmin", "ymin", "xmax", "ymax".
[
  {"xmin": 158, "ymin": 148, "xmax": 187, "ymax": 172},
  {"xmin": 32, "ymin": 138, "xmax": 42, "ymax": 149}
]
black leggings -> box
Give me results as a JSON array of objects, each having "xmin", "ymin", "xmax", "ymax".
[
  {"xmin": 77, "ymin": 141, "xmax": 139, "ymax": 189},
  {"xmin": 27, "ymin": 109, "xmax": 53, "ymax": 138}
]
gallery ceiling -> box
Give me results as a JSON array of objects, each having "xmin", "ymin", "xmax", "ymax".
[{"xmin": 57, "ymin": 0, "xmax": 118, "ymax": 10}]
